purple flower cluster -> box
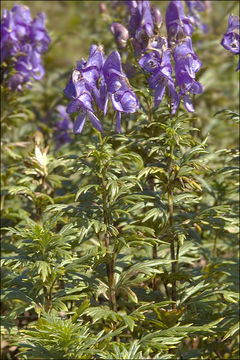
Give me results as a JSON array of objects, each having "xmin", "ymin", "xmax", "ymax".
[
  {"xmin": 166, "ymin": 0, "xmax": 203, "ymax": 112},
  {"xmin": 64, "ymin": 45, "xmax": 139, "ymax": 134},
  {"xmin": 136, "ymin": 0, "xmax": 202, "ymax": 113},
  {"xmin": 126, "ymin": 0, "xmax": 159, "ymax": 55},
  {"xmin": 185, "ymin": 1, "xmax": 208, "ymax": 33},
  {"xmin": 139, "ymin": 37, "xmax": 179, "ymax": 114},
  {"xmin": 165, "ymin": 0, "xmax": 193, "ymax": 44},
  {"xmin": 221, "ymin": 14, "xmax": 240, "ymax": 71},
  {"xmin": 1, "ymin": 4, "xmax": 50, "ymax": 90},
  {"xmin": 173, "ymin": 38, "xmax": 202, "ymax": 112}
]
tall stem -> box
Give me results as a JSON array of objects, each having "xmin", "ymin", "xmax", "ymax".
[
  {"xmin": 213, "ymin": 231, "xmax": 218, "ymax": 257},
  {"xmin": 102, "ymin": 171, "xmax": 117, "ymax": 312},
  {"xmin": 168, "ymin": 143, "xmax": 177, "ymax": 309},
  {"xmin": 149, "ymin": 176, "xmax": 158, "ymax": 290}
]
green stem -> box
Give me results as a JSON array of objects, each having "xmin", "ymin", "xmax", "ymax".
[
  {"xmin": 168, "ymin": 143, "xmax": 177, "ymax": 309},
  {"xmin": 43, "ymin": 286, "xmax": 50, "ymax": 312},
  {"xmin": 149, "ymin": 176, "xmax": 158, "ymax": 290},
  {"xmin": 102, "ymin": 172, "xmax": 117, "ymax": 312},
  {"xmin": 213, "ymin": 231, "xmax": 218, "ymax": 257}
]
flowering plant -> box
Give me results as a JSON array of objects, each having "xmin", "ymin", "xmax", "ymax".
[{"xmin": 1, "ymin": 2, "xmax": 239, "ymax": 359}]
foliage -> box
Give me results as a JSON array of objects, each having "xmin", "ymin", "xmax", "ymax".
[{"xmin": 1, "ymin": 1, "xmax": 239, "ymax": 360}]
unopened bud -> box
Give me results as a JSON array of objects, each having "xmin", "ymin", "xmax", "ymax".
[
  {"xmin": 110, "ymin": 22, "xmax": 129, "ymax": 48},
  {"xmin": 204, "ymin": 1, "xmax": 212, "ymax": 13},
  {"xmin": 8, "ymin": 73, "xmax": 24, "ymax": 91},
  {"xmin": 99, "ymin": 2, "xmax": 107, "ymax": 14},
  {"xmin": 151, "ymin": 5, "xmax": 162, "ymax": 30}
]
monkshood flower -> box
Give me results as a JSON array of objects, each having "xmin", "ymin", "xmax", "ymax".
[
  {"xmin": 64, "ymin": 74, "xmax": 104, "ymax": 134},
  {"xmin": 165, "ymin": 0, "xmax": 193, "ymax": 43},
  {"xmin": 54, "ymin": 105, "xmax": 73, "ymax": 150},
  {"xmin": 110, "ymin": 22, "xmax": 129, "ymax": 48},
  {"xmin": 7, "ymin": 73, "xmax": 24, "ymax": 91},
  {"xmin": 7, "ymin": 44, "xmax": 44, "ymax": 91},
  {"xmin": 221, "ymin": 14, "xmax": 239, "ymax": 71},
  {"xmin": 102, "ymin": 51, "xmax": 139, "ymax": 132},
  {"xmin": 30, "ymin": 12, "xmax": 51, "ymax": 53},
  {"xmin": 173, "ymin": 37, "xmax": 203, "ymax": 112},
  {"xmin": 64, "ymin": 45, "xmax": 104, "ymax": 133},
  {"xmin": 139, "ymin": 37, "xmax": 179, "ymax": 114},
  {"xmin": 15, "ymin": 44, "xmax": 44, "ymax": 81},
  {"xmin": 1, "ymin": 4, "xmax": 50, "ymax": 89},
  {"xmin": 128, "ymin": 0, "xmax": 154, "ymax": 54},
  {"xmin": 151, "ymin": 5, "xmax": 162, "ymax": 31},
  {"xmin": 185, "ymin": 0, "xmax": 208, "ymax": 33}
]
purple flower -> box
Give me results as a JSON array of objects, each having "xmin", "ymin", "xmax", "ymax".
[
  {"xmin": 65, "ymin": 76, "xmax": 103, "ymax": 134},
  {"xmin": 165, "ymin": 0, "xmax": 193, "ymax": 43},
  {"xmin": 151, "ymin": 5, "xmax": 162, "ymax": 31},
  {"xmin": 128, "ymin": 0, "xmax": 154, "ymax": 54},
  {"xmin": 103, "ymin": 51, "xmax": 139, "ymax": 132},
  {"xmin": 185, "ymin": 0, "xmax": 208, "ymax": 33},
  {"xmin": 221, "ymin": 14, "xmax": 239, "ymax": 72},
  {"xmin": 79, "ymin": 45, "xmax": 105, "ymax": 89},
  {"xmin": 173, "ymin": 37, "xmax": 202, "ymax": 112},
  {"xmin": 110, "ymin": 22, "xmax": 129, "ymax": 48},
  {"xmin": 7, "ymin": 73, "xmax": 24, "ymax": 91},
  {"xmin": 1, "ymin": 8, "xmax": 21, "ymax": 61},
  {"xmin": 1, "ymin": 4, "xmax": 50, "ymax": 89},
  {"xmin": 54, "ymin": 105, "xmax": 73, "ymax": 149},
  {"xmin": 15, "ymin": 44, "xmax": 45, "ymax": 81},
  {"xmin": 30, "ymin": 13, "xmax": 51, "ymax": 53},
  {"xmin": 64, "ymin": 45, "xmax": 105, "ymax": 133},
  {"xmin": 139, "ymin": 37, "xmax": 179, "ymax": 114}
]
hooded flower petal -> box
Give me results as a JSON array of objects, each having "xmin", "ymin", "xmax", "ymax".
[
  {"xmin": 73, "ymin": 109, "xmax": 87, "ymax": 133},
  {"xmin": 165, "ymin": 0, "xmax": 193, "ymax": 41},
  {"xmin": 221, "ymin": 14, "xmax": 239, "ymax": 56},
  {"xmin": 87, "ymin": 111, "xmax": 103, "ymax": 132}
]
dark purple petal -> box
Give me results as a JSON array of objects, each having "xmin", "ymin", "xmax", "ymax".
[
  {"xmin": 139, "ymin": 51, "xmax": 160, "ymax": 73},
  {"xmin": 116, "ymin": 111, "xmax": 121, "ymax": 133},
  {"xmin": 236, "ymin": 59, "xmax": 240, "ymax": 71},
  {"xmin": 151, "ymin": 5, "xmax": 162, "ymax": 30},
  {"xmin": 110, "ymin": 22, "xmax": 129, "ymax": 48},
  {"xmin": 73, "ymin": 110, "xmax": 87, "ymax": 133},
  {"xmin": 165, "ymin": 0, "xmax": 193, "ymax": 40},
  {"xmin": 103, "ymin": 93, "xmax": 109, "ymax": 116},
  {"xmin": 87, "ymin": 111, "xmax": 103, "ymax": 132},
  {"xmin": 67, "ymin": 99, "xmax": 81, "ymax": 114},
  {"xmin": 103, "ymin": 51, "xmax": 124, "ymax": 81},
  {"xmin": 111, "ymin": 93, "xmax": 124, "ymax": 112},
  {"xmin": 183, "ymin": 94, "xmax": 194, "ymax": 112},
  {"xmin": 154, "ymin": 81, "xmax": 166, "ymax": 107},
  {"xmin": 221, "ymin": 14, "xmax": 240, "ymax": 55}
]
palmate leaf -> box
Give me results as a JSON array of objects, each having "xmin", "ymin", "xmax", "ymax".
[
  {"xmin": 1, "ymin": 288, "xmax": 33, "ymax": 304},
  {"xmin": 179, "ymin": 279, "xmax": 211, "ymax": 305},
  {"xmin": 140, "ymin": 318, "xmax": 222, "ymax": 350},
  {"xmin": 7, "ymin": 185, "xmax": 34, "ymax": 198},
  {"xmin": 99, "ymin": 340, "xmax": 149, "ymax": 360},
  {"xmin": 84, "ymin": 306, "xmax": 119, "ymax": 323},
  {"xmin": 19, "ymin": 310, "xmax": 126, "ymax": 359},
  {"xmin": 83, "ymin": 306, "xmax": 138, "ymax": 332}
]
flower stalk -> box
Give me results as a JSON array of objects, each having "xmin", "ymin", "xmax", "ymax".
[{"xmin": 168, "ymin": 142, "xmax": 177, "ymax": 309}]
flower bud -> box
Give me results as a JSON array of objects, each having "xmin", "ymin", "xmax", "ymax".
[
  {"xmin": 8, "ymin": 73, "xmax": 24, "ymax": 91},
  {"xmin": 151, "ymin": 5, "xmax": 162, "ymax": 30},
  {"xmin": 99, "ymin": 2, "xmax": 107, "ymax": 14},
  {"xmin": 110, "ymin": 22, "xmax": 129, "ymax": 48},
  {"xmin": 204, "ymin": 1, "xmax": 212, "ymax": 13}
]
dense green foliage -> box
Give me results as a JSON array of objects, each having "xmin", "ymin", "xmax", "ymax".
[{"xmin": 1, "ymin": 1, "xmax": 239, "ymax": 359}]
